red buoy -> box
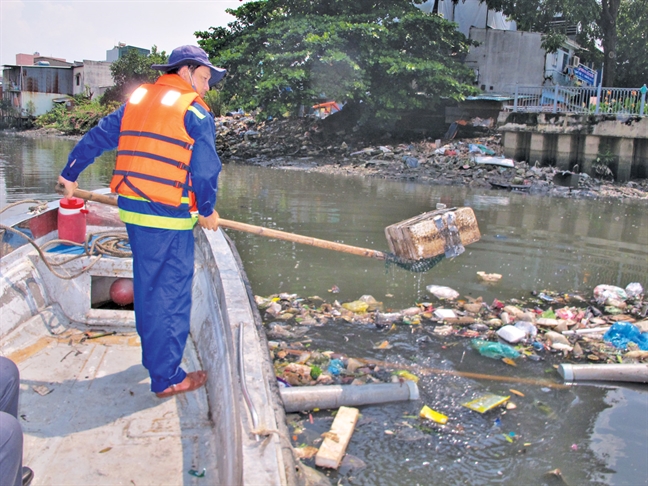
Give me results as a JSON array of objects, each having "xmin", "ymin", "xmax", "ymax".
[{"xmin": 110, "ymin": 278, "xmax": 134, "ymax": 306}]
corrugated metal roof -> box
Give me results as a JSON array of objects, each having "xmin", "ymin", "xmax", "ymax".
[{"xmin": 2, "ymin": 64, "xmax": 72, "ymax": 69}]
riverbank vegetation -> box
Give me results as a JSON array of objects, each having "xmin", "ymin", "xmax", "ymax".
[
  {"xmin": 34, "ymin": 47, "xmax": 169, "ymax": 134},
  {"xmin": 34, "ymin": 95, "xmax": 119, "ymax": 135},
  {"xmin": 196, "ymin": 0, "xmax": 479, "ymax": 126}
]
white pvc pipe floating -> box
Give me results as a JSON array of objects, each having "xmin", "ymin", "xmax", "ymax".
[
  {"xmin": 558, "ymin": 363, "xmax": 648, "ymax": 384},
  {"xmin": 562, "ymin": 327, "xmax": 611, "ymax": 336},
  {"xmin": 280, "ymin": 381, "xmax": 419, "ymax": 413}
]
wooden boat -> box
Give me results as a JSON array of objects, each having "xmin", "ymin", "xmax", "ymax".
[{"xmin": 0, "ymin": 192, "xmax": 299, "ymax": 485}]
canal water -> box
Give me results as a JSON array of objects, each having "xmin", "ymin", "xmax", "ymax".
[{"xmin": 1, "ymin": 133, "xmax": 647, "ymax": 485}]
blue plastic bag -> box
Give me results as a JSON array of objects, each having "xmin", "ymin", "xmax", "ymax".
[
  {"xmin": 471, "ymin": 339, "xmax": 520, "ymax": 359},
  {"xmin": 327, "ymin": 359, "xmax": 345, "ymax": 376},
  {"xmin": 603, "ymin": 322, "xmax": 648, "ymax": 351}
]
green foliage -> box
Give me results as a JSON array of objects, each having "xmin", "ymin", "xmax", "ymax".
[
  {"xmin": 102, "ymin": 46, "xmax": 168, "ymax": 105},
  {"xmin": 587, "ymin": 88, "xmax": 647, "ymax": 115},
  {"xmin": 203, "ymin": 89, "xmax": 228, "ymax": 116},
  {"xmin": 196, "ymin": 0, "xmax": 478, "ymax": 124},
  {"xmin": 594, "ymin": 148, "xmax": 615, "ymax": 179},
  {"xmin": 615, "ymin": 0, "xmax": 648, "ymax": 88},
  {"xmin": 25, "ymin": 101, "xmax": 36, "ymax": 117},
  {"xmin": 540, "ymin": 31, "xmax": 567, "ymax": 54},
  {"xmin": 35, "ymin": 98, "xmax": 120, "ymax": 135}
]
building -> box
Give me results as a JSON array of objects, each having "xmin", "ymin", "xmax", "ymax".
[
  {"xmin": 106, "ymin": 43, "xmax": 150, "ymax": 62},
  {"xmin": 72, "ymin": 60, "xmax": 113, "ymax": 98},
  {"xmin": 2, "ymin": 48, "xmax": 125, "ymax": 119},
  {"xmin": 463, "ymin": 29, "xmax": 582, "ymax": 93},
  {"xmin": 417, "ymin": 0, "xmax": 586, "ymax": 94},
  {"xmin": 15, "ymin": 52, "xmax": 71, "ymax": 67},
  {"xmin": 2, "ymin": 65, "xmax": 74, "ymax": 117}
]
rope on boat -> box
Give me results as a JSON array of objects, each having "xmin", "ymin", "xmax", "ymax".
[{"xmin": 1, "ymin": 199, "xmax": 131, "ymax": 280}]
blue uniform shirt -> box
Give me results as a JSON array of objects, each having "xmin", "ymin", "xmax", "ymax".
[{"xmin": 61, "ymin": 101, "xmax": 221, "ymax": 223}]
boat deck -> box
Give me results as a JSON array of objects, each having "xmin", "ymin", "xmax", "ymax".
[
  {"xmin": 1, "ymin": 200, "xmax": 294, "ymax": 485},
  {"xmin": 7, "ymin": 321, "xmax": 216, "ymax": 485}
]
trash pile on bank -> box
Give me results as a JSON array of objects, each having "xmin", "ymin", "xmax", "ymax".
[
  {"xmin": 257, "ymin": 282, "xmax": 647, "ymax": 387},
  {"xmin": 215, "ymin": 115, "xmax": 648, "ymax": 201}
]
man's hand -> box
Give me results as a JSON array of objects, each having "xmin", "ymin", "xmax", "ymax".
[
  {"xmin": 57, "ymin": 175, "xmax": 78, "ymax": 198},
  {"xmin": 198, "ymin": 210, "xmax": 219, "ymax": 231}
]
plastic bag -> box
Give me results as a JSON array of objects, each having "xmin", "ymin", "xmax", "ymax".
[
  {"xmin": 342, "ymin": 301, "xmax": 369, "ymax": 313},
  {"xmin": 497, "ymin": 325, "xmax": 526, "ymax": 344},
  {"xmin": 471, "ymin": 339, "xmax": 520, "ymax": 359},
  {"xmin": 468, "ymin": 143, "xmax": 496, "ymax": 156},
  {"xmin": 625, "ymin": 282, "xmax": 644, "ymax": 299},
  {"xmin": 327, "ymin": 359, "xmax": 345, "ymax": 375},
  {"xmin": 603, "ymin": 322, "xmax": 648, "ymax": 351},
  {"xmin": 593, "ymin": 285, "xmax": 627, "ymax": 304},
  {"xmin": 426, "ymin": 285, "xmax": 460, "ymax": 300},
  {"xmin": 515, "ymin": 321, "xmax": 538, "ymax": 339}
]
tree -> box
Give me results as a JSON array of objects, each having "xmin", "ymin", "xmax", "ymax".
[
  {"xmin": 102, "ymin": 46, "xmax": 168, "ymax": 104},
  {"xmin": 195, "ymin": 0, "xmax": 478, "ymax": 125},
  {"xmin": 479, "ymin": 0, "xmax": 625, "ymax": 86},
  {"xmin": 615, "ymin": 0, "xmax": 648, "ymax": 87}
]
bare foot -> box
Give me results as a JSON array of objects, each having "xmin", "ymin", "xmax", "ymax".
[{"xmin": 155, "ymin": 371, "xmax": 208, "ymax": 398}]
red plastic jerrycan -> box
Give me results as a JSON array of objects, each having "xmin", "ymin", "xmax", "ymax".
[{"xmin": 58, "ymin": 197, "xmax": 88, "ymax": 243}]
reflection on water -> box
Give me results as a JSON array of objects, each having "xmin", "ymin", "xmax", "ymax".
[{"xmin": 2, "ymin": 133, "xmax": 647, "ymax": 485}]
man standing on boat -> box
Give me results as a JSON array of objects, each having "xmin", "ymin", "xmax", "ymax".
[{"xmin": 57, "ymin": 46, "xmax": 225, "ymax": 398}]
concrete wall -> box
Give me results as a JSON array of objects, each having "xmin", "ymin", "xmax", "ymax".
[
  {"xmin": 499, "ymin": 112, "xmax": 648, "ymax": 181},
  {"xmin": 464, "ymin": 28, "xmax": 546, "ymax": 93},
  {"xmin": 18, "ymin": 92, "xmax": 64, "ymax": 116},
  {"xmin": 72, "ymin": 61, "xmax": 113, "ymax": 98}
]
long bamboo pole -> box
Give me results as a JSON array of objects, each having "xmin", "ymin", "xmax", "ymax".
[
  {"xmin": 60, "ymin": 187, "xmax": 388, "ymax": 260},
  {"xmin": 278, "ymin": 348, "xmax": 568, "ymax": 389},
  {"xmin": 358, "ymin": 357, "xmax": 570, "ymax": 389}
]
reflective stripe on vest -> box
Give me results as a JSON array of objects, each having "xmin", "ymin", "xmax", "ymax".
[
  {"xmin": 118, "ymin": 208, "xmax": 197, "ymax": 230},
  {"xmin": 110, "ymin": 74, "xmax": 210, "ymax": 209}
]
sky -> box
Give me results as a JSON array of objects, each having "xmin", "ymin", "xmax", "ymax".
[{"xmin": 0, "ymin": 0, "xmax": 250, "ymax": 67}]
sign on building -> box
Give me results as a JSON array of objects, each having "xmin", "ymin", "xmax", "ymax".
[{"xmin": 574, "ymin": 64, "xmax": 596, "ymax": 86}]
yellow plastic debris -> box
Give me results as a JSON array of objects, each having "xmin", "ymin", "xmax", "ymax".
[
  {"xmin": 419, "ymin": 405, "xmax": 449, "ymax": 424},
  {"xmin": 342, "ymin": 301, "xmax": 369, "ymax": 313},
  {"xmin": 373, "ymin": 340, "xmax": 392, "ymax": 349},
  {"xmin": 462, "ymin": 394, "xmax": 510, "ymax": 413},
  {"xmin": 394, "ymin": 370, "xmax": 419, "ymax": 383}
]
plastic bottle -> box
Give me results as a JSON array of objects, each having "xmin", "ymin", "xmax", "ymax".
[{"xmin": 58, "ymin": 197, "xmax": 87, "ymax": 243}]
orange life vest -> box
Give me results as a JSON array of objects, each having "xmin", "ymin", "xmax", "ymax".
[{"xmin": 110, "ymin": 74, "xmax": 211, "ymax": 210}]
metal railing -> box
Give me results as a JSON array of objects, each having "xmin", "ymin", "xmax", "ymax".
[{"xmin": 507, "ymin": 84, "xmax": 648, "ymax": 116}]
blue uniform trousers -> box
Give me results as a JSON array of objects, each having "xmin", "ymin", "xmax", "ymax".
[{"xmin": 126, "ymin": 224, "xmax": 194, "ymax": 393}]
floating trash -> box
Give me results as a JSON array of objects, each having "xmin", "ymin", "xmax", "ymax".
[
  {"xmin": 462, "ymin": 394, "xmax": 510, "ymax": 413},
  {"xmin": 472, "ymin": 339, "xmax": 520, "ymax": 360},
  {"xmin": 419, "ymin": 405, "xmax": 449, "ymax": 424},
  {"xmin": 188, "ymin": 468, "xmax": 206, "ymax": 478}
]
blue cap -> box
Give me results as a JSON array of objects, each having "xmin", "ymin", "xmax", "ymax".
[{"xmin": 151, "ymin": 45, "xmax": 226, "ymax": 86}]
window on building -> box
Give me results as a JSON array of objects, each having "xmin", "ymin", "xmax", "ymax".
[
  {"xmin": 75, "ymin": 73, "xmax": 81, "ymax": 86},
  {"xmin": 559, "ymin": 50, "xmax": 568, "ymax": 72}
]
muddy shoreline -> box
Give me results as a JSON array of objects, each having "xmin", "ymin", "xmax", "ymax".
[{"xmin": 7, "ymin": 120, "xmax": 648, "ymax": 202}]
